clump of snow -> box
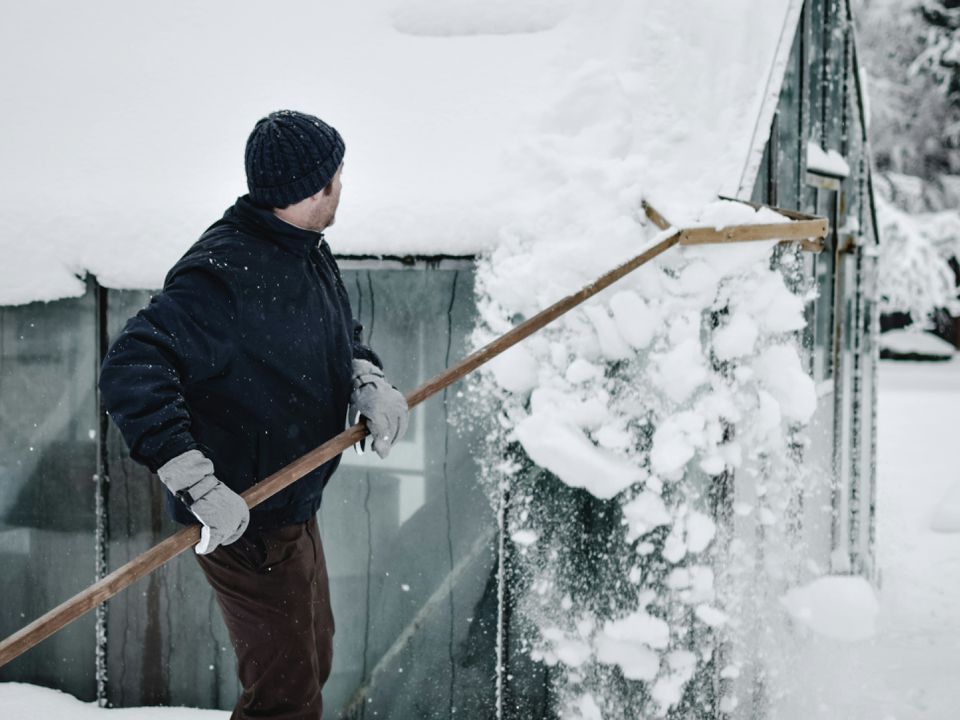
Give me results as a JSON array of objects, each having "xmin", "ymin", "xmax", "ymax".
[
  {"xmin": 622, "ymin": 491, "xmax": 672, "ymax": 541},
  {"xmin": 562, "ymin": 692, "xmax": 603, "ymax": 720},
  {"xmin": 779, "ymin": 576, "xmax": 879, "ymax": 642},
  {"xmin": 511, "ymin": 528, "xmax": 540, "ymax": 546},
  {"xmin": 806, "ymin": 141, "xmax": 851, "ymax": 178},
  {"xmin": 514, "ymin": 413, "xmax": 642, "ymax": 500},
  {"xmin": 650, "ymin": 651, "xmax": 697, "ymax": 712},
  {"xmin": 489, "ymin": 345, "xmax": 541, "ymax": 394},
  {"xmin": 595, "ymin": 610, "xmax": 670, "ymax": 681},
  {"xmin": 880, "ymin": 329, "xmax": 955, "ymax": 361},
  {"xmin": 0, "ymin": 683, "xmax": 225, "ymax": 719},
  {"xmin": 753, "ymin": 345, "xmax": 817, "ymax": 424}
]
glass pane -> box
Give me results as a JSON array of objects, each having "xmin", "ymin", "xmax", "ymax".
[
  {"xmin": 322, "ymin": 267, "xmax": 497, "ymax": 719},
  {"xmin": 0, "ymin": 288, "xmax": 98, "ymax": 700},
  {"xmin": 104, "ymin": 289, "xmax": 239, "ymax": 709},
  {"xmin": 777, "ymin": 19, "xmax": 804, "ymax": 210},
  {"xmin": 807, "ymin": 0, "xmax": 826, "ymax": 146},
  {"xmin": 823, "ymin": 0, "xmax": 846, "ymax": 151}
]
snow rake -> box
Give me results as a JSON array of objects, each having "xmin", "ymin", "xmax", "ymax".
[{"xmin": 0, "ymin": 199, "xmax": 827, "ymax": 669}]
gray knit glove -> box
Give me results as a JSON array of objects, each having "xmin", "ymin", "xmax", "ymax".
[
  {"xmin": 349, "ymin": 359, "xmax": 409, "ymax": 459},
  {"xmin": 157, "ymin": 449, "xmax": 250, "ymax": 555}
]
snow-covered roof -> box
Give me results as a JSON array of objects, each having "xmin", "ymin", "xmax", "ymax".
[{"xmin": 0, "ymin": 0, "xmax": 798, "ymax": 305}]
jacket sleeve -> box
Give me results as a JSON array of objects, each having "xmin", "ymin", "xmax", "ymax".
[
  {"xmin": 99, "ymin": 264, "xmax": 240, "ymax": 472},
  {"xmin": 351, "ymin": 319, "xmax": 383, "ymax": 369}
]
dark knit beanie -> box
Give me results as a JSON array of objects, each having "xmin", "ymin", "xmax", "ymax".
[{"xmin": 244, "ymin": 110, "xmax": 345, "ymax": 208}]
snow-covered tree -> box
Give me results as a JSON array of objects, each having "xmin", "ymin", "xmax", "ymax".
[{"xmin": 855, "ymin": 0, "xmax": 959, "ymax": 175}]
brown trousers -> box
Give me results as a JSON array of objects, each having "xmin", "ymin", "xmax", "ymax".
[{"xmin": 196, "ymin": 517, "xmax": 334, "ymax": 720}]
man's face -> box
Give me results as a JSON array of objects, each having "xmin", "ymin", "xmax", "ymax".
[{"xmin": 319, "ymin": 164, "xmax": 343, "ymax": 229}]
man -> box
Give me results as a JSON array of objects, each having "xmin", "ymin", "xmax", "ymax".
[{"xmin": 99, "ymin": 110, "xmax": 408, "ymax": 719}]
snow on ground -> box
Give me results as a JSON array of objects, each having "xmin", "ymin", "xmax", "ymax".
[
  {"xmin": 0, "ymin": 683, "xmax": 225, "ymax": 719},
  {"xmin": 775, "ymin": 359, "xmax": 960, "ymax": 720},
  {"xmin": 880, "ymin": 329, "xmax": 956, "ymax": 360}
]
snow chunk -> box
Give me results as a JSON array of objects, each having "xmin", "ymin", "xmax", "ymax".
[
  {"xmin": 622, "ymin": 491, "xmax": 672, "ymax": 541},
  {"xmin": 881, "ymin": 329, "xmax": 955, "ymax": 360},
  {"xmin": 489, "ymin": 345, "xmax": 540, "ymax": 395},
  {"xmin": 650, "ymin": 338, "xmax": 709, "ymax": 404},
  {"xmin": 583, "ymin": 304, "xmax": 632, "ymax": 361},
  {"xmin": 511, "ymin": 529, "xmax": 540, "ymax": 546},
  {"xmin": 696, "ymin": 200, "xmax": 790, "ymax": 229},
  {"xmin": 595, "ymin": 610, "xmax": 670, "ymax": 681},
  {"xmin": 529, "ymin": 387, "xmax": 610, "ymax": 431},
  {"xmin": 713, "ymin": 312, "xmax": 759, "ymax": 361},
  {"xmin": 745, "ymin": 273, "xmax": 807, "ymax": 333},
  {"xmin": 515, "ymin": 413, "xmax": 642, "ymax": 499},
  {"xmin": 650, "ymin": 411, "xmax": 706, "ymax": 477},
  {"xmin": 694, "ymin": 604, "xmax": 729, "ymax": 627},
  {"xmin": 610, "ymin": 291, "xmax": 659, "ymax": 349},
  {"xmin": 565, "ymin": 358, "xmax": 602, "ymax": 384},
  {"xmin": 651, "ymin": 650, "xmax": 697, "ymax": 712},
  {"xmin": 806, "ymin": 142, "xmax": 851, "ymax": 178},
  {"xmin": 555, "ymin": 638, "xmax": 593, "ymax": 668},
  {"xmin": 779, "ymin": 575, "xmax": 879, "ymax": 641},
  {"xmin": 685, "ymin": 511, "xmax": 716, "ymax": 554},
  {"xmin": 563, "ymin": 693, "xmax": 603, "ymax": 720},
  {"xmin": 753, "ymin": 345, "xmax": 816, "ymax": 424}
]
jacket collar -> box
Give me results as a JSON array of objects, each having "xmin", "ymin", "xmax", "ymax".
[{"xmin": 226, "ymin": 195, "xmax": 325, "ymax": 256}]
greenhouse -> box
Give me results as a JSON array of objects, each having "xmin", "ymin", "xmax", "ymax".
[{"xmin": 0, "ymin": 0, "xmax": 879, "ymax": 718}]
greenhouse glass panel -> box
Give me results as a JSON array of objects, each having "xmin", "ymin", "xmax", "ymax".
[
  {"xmin": 323, "ymin": 266, "xmax": 497, "ymax": 719},
  {"xmin": 104, "ymin": 288, "xmax": 239, "ymax": 710},
  {"xmin": 0, "ymin": 289, "xmax": 98, "ymax": 701},
  {"xmin": 102, "ymin": 265, "xmax": 497, "ymax": 717}
]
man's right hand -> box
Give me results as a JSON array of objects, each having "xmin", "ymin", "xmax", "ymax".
[{"xmin": 157, "ymin": 449, "xmax": 250, "ymax": 555}]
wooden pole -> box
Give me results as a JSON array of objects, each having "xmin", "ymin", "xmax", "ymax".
[{"xmin": 0, "ymin": 209, "xmax": 829, "ymax": 669}]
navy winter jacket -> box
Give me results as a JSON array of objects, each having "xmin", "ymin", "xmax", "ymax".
[{"xmin": 99, "ymin": 196, "xmax": 381, "ymax": 529}]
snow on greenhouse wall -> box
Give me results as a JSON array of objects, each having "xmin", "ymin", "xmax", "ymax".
[{"xmin": 0, "ymin": 0, "xmax": 791, "ymax": 305}]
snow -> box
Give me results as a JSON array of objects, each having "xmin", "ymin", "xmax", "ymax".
[
  {"xmin": 752, "ymin": 344, "xmax": 817, "ymax": 423},
  {"xmin": 876, "ymin": 194, "xmax": 960, "ymax": 323},
  {"xmin": 880, "ymin": 329, "xmax": 955, "ymax": 360},
  {"xmin": 621, "ymin": 491, "xmax": 672, "ymax": 541},
  {"xmin": 779, "ymin": 576, "xmax": 879, "ymax": 642},
  {"xmin": 0, "ymin": 683, "xmax": 226, "ymax": 719},
  {"xmin": 609, "ymin": 291, "xmax": 659, "ymax": 350},
  {"xmin": 774, "ymin": 359, "xmax": 960, "ymax": 719},
  {"xmin": 930, "ymin": 479, "xmax": 960, "ymax": 533},
  {"xmin": 514, "ymin": 413, "xmax": 642, "ymax": 500},
  {"xmin": 488, "ymin": 345, "xmax": 541, "ymax": 395},
  {"xmin": 595, "ymin": 610, "xmax": 670, "ymax": 681},
  {"xmin": 806, "ymin": 141, "xmax": 852, "ymax": 178},
  {"xmin": 1, "ymin": 0, "xmax": 794, "ymax": 305},
  {"xmin": 684, "ymin": 510, "xmax": 717, "ymax": 554}
]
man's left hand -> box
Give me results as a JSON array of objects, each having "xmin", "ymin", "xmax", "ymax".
[{"xmin": 348, "ymin": 359, "xmax": 409, "ymax": 459}]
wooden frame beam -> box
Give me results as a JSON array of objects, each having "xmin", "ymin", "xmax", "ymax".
[{"xmin": 643, "ymin": 198, "xmax": 827, "ymax": 253}]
